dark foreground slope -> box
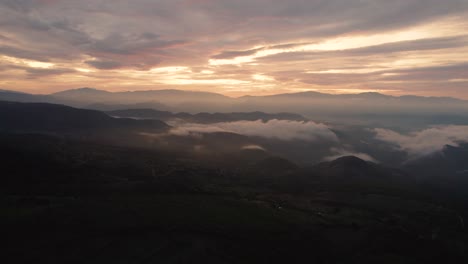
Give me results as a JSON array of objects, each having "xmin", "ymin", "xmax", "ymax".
[
  {"xmin": 2, "ymin": 132, "xmax": 468, "ymax": 264},
  {"xmin": 0, "ymin": 101, "xmax": 169, "ymax": 133},
  {"xmin": 1, "ymin": 101, "xmax": 468, "ymax": 263}
]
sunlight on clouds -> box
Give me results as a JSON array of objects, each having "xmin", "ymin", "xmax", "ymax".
[
  {"xmin": 75, "ymin": 68, "xmax": 94, "ymax": 73},
  {"xmin": 319, "ymin": 88, "xmax": 401, "ymax": 94},
  {"xmin": 149, "ymin": 66, "xmax": 191, "ymax": 73},
  {"xmin": 209, "ymin": 56, "xmax": 255, "ymax": 66},
  {"xmin": 252, "ymin": 74, "xmax": 274, "ymax": 81},
  {"xmin": 381, "ymin": 73, "xmax": 402, "ymax": 76},
  {"xmin": 209, "ymin": 21, "xmax": 465, "ymax": 66},
  {"xmin": 161, "ymin": 78, "xmax": 250, "ymax": 85},
  {"xmin": 372, "ymin": 46, "xmax": 468, "ymax": 69},
  {"xmin": 1, "ymin": 3, "xmax": 467, "ymax": 97},
  {"xmin": 298, "ymin": 26, "xmax": 439, "ymax": 51},
  {"xmin": 381, "ymin": 58, "xmax": 437, "ymax": 68},
  {"xmin": 307, "ymin": 69, "xmax": 387, "ymax": 74},
  {"xmin": 115, "ymin": 66, "xmax": 249, "ymax": 86},
  {"xmin": 26, "ymin": 61, "xmax": 54, "ymax": 68},
  {"xmin": 2, "ymin": 56, "xmax": 54, "ymax": 68}
]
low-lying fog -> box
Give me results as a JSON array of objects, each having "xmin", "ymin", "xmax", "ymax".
[{"xmin": 141, "ymin": 116, "xmax": 468, "ymax": 167}]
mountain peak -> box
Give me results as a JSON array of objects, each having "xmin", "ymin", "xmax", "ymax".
[
  {"xmin": 329, "ymin": 155, "xmax": 369, "ymax": 168},
  {"xmin": 54, "ymin": 87, "xmax": 109, "ymax": 94}
]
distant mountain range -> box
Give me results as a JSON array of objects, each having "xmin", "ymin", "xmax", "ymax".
[
  {"xmin": 0, "ymin": 89, "xmax": 58, "ymax": 103},
  {"xmin": 2, "ymin": 88, "xmax": 468, "ymax": 127},
  {"xmin": 2, "ymin": 87, "xmax": 467, "ymax": 108},
  {"xmin": 241, "ymin": 90, "xmax": 465, "ymax": 103},
  {"xmin": 52, "ymin": 87, "xmax": 227, "ymax": 107}
]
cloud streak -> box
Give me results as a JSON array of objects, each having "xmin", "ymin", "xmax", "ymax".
[
  {"xmin": 169, "ymin": 119, "xmax": 338, "ymax": 142},
  {"xmin": 374, "ymin": 125, "xmax": 468, "ymax": 156},
  {"xmin": 323, "ymin": 148, "xmax": 378, "ymax": 163}
]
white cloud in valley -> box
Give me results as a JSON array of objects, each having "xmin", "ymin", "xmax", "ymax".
[
  {"xmin": 323, "ymin": 148, "xmax": 378, "ymax": 163},
  {"xmin": 169, "ymin": 119, "xmax": 338, "ymax": 142},
  {"xmin": 374, "ymin": 125, "xmax": 468, "ymax": 156}
]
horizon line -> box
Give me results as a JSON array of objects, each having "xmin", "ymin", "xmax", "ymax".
[{"xmin": 2, "ymin": 87, "xmax": 465, "ymax": 101}]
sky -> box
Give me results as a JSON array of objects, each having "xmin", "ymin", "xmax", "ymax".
[{"xmin": 1, "ymin": 0, "xmax": 468, "ymax": 98}]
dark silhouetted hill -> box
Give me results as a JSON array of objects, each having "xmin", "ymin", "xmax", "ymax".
[
  {"xmin": 0, "ymin": 89, "xmax": 54, "ymax": 103},
  {"xmin": 404, "ymin": 144, "xmax": 468, "ymax": 178},
  {"xmin": 311, "ymin": 156, "xmax": 407, "ymax": 180},
  {"xmin": 0, "ymin": 101, "xmax": 169, "ymax": 133}
]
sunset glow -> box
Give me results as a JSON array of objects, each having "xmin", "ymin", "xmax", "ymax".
[{"xmin": 1, "ymin": 0, "xmax": 468, "ymax": 98}]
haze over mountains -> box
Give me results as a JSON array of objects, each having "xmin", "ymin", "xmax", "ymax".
[
  {"xmin": 2, "ymin": 87, "xmax": 468, "ymax": 169},
  {"xmin": 3, "ymin": 87, "xmax": 468, "ymax": 128},
  {"xmin": 2, "ymin": 89, "xmax": 468, "ymax": 263},
  {"xmin": 1, "ymin": 96, "xmax": 467, "ymax": 167},
  {"xmin": 6, "ymin": 87, "xmax": 468, "ymax": 105},
  {"xmin": 1, "ymin": 97, "xmax": 467, "ymax": 185}
]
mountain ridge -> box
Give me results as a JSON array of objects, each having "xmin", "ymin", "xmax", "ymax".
[
  {"xmin": 2, "ymin": 87, "xmax": 467, "ymax": 102},
  {"xmin": 0, "ymin": 100, "xmax": 169, "ymax": 133},
  {"xmin": 2, "ymin": 88, "xmax": 468, "ymax": 123}
]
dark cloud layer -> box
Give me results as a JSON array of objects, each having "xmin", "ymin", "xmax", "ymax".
[
  {"xmin": 212, "ymin": 48, "xmax": 264, "ymax": 59},
  {"xmin": 85, "ymin": 60, "xmax": 122, "ymax": 70}
]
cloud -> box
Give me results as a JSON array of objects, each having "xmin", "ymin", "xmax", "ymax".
[
  {"xmin": 260, "ymin": 36, "xmax": 468, "ymax": 64},
  {"xmin": 241, "ymin": 144, "xmax": 266, "ymax": 151},
  {"xmin": 169, "ymin": 123, "xmax": 227, "ymax": 136},
  {"xmin": 0, "ymin": 45, "xmax": 52, "ymax": 62},
  {"xmin": 323, "ymin": 148, "xmax": 378, "ymax": 162},
  {"xmin": 211, "ymin": 48, "xmax": 264, "ymax": 59},
  {"xmin": 169, "ymin": 119, "xmax": 338, "ymax": 142},
  {"xmin": 22, "ymin": 67, "xmax": 76, "ymax": 78},
  {"xmin": 374, "ymin": 125, "xmax": 468, "ymax": 156},
  {"xmin": 88, "ymin": 33, "xmax": 187, "ymax": 56},
  {"xmin": 1, "ymin": 63, "xmax": 76, "ymax": 78},
  {"xmin": 1, "ymin": 0, "xmax": 468, "ymax": 95},
  {"xmin": 345, "ymin": 36, "xmax": 468, "ymax": 55},
  {"xmin": 85, "ymin": 59, "xmax": 122, "ymax": 70},
  {"xmin": 380, "ymin": 63, "xmax": 468, "ymax": 82}
]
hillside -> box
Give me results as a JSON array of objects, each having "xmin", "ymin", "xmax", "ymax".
[
  {"xmin": 0, "ymin": 101, "xmax": 169, "ymax": 133},
  {"xmin": 2, "ymin": 134, "xmax": 467, "ymax": 264}
]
